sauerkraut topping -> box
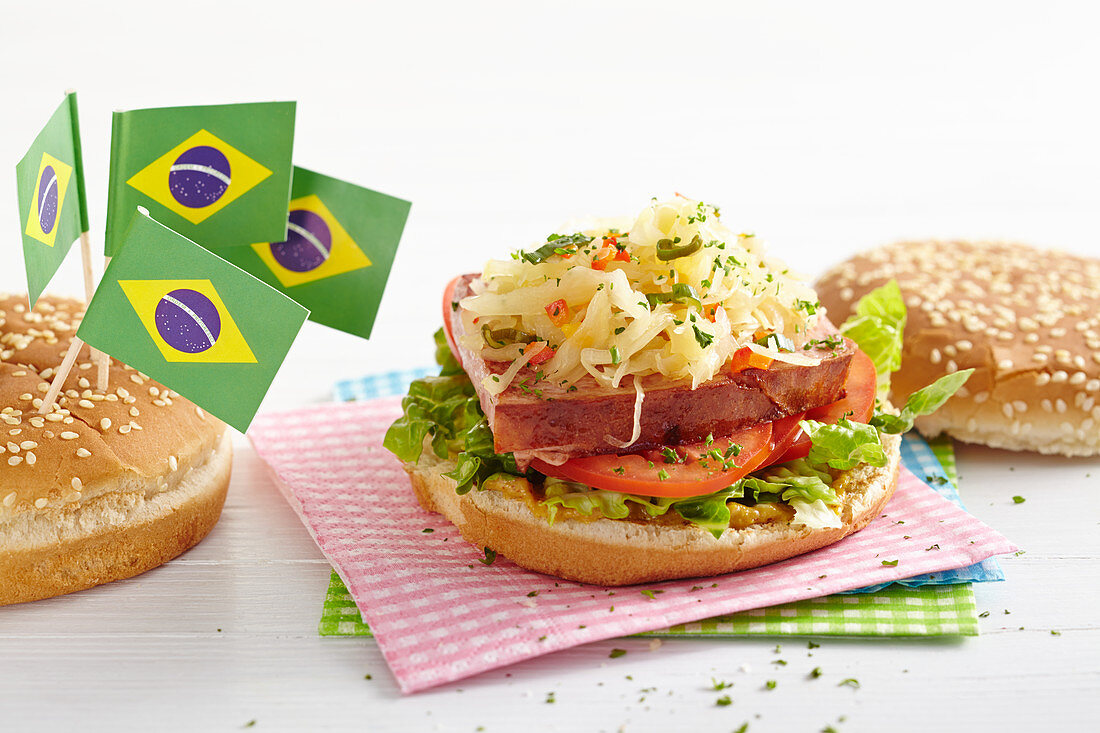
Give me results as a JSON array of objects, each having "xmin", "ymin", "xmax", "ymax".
[{"xmin": 459, "ymin": 197, "xmax": 822, "ymax": 398}]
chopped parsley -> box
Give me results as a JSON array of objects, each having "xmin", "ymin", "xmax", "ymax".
[
  {"xmin": 715, "ymin": 695, "xmax": 732, "ymax": 707},
  {"xmin": 838, "ymin": 678, "xmax": 860, "ymax": 688},
  {"xmin": 881, "ymin": 559, "xmax": 899, "ymax": 567},
  {"xmin": 1013, "ymin": 495, "xmax": 1026, "ymax": 504},
  {"xmin": 711, "ymin": 679, "xmax": 733, "ymax": 690},
  {"xmin": 478, "ymin": 547, "xmax": 497, "ymax": 565},
  {"xmin": 609, "ymin": 648, "xmax": 627, "ymax": 659},
  {"xmin": 765, "ymin": 680, "xmax": 777, "ymax": 690}
]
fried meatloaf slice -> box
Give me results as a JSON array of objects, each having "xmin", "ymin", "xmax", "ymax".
[{"xmin": 449, "ymin": 275, "xmax": 857, "ymax": 460}]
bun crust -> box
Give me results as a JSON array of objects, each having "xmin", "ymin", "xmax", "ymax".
[
  {"xmin": 403, "ymin": 433, "xmax": 901, "ymax": 586},
  {"xmin": 0, "ymin": 294, "xmax": 230, "ymax": 605},
  {"xmin": 816, "ymin": 241, "xmax": 1100, "ymax": 456}
]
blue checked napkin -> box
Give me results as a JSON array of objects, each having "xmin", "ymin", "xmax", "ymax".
[{"xmin": 332, "ymin": 371, "xmax": 1003, "ymax": 592}]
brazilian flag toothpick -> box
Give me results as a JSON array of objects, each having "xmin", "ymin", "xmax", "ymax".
[
  {"xmin": 104, "ymin": 101, "xmax": 296, "ymax": 256},
  {"xmin": 15, "ymin": 92, "xmax": 90, "ymax": 306},
  {"xmin": 219, "ymin": 166, "xmax": 410, "ymax": 339},
  {"xmin": 79, "ymin": 210, "xmax": 309, "ymax": 432}
]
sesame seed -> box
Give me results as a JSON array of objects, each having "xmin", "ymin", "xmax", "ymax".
[
  {"xmin": 34, "ymin": 497, "xmax": 47, "ymax": 508},
  {"xmin": 12, "ymin": 370, "xmax": 26, "ymax": 377},
  {"xmin": 1053, "ymin": 371, "xmax": 1069, "ymax": 383},
  {"xmin": 60, "ymin": 431, "xmax": 79, "ymax": 440},
  {"xmin": 1070, "ymin": 371, "xmax": 1087, "ymax": 385},
  {"xmin": 169, "ymin": 455, "xmax": 178, "ymax": 471},
  {"xmin": 71, "ymin": 477, "xmax": 82, "ymax": 490},
  {"xmin": 1036, "ymin": 372, "xmax": 1052, "ymax": 386},
  {"xmin": 25, "ymin": 452, "xmax": 36, "ymax": 466},
  {"xmin": 100, "ymin": 418, "xmax": 111, "ymax": 430},
  {"xmin": 19, "ymin": 393, "xmax": 32, "ymax": 401},
  {"xmin": 7, "ymin": 429, "xmax": 18, "ymax": 436},
  {"xmin": 153, "ymin": 399, "xmax": 166, "ymax": 407},
  {"xmin": 1041, "ymin": 399, "xmax": 1053, "ymax": 412},
  {"xmin": 19, "ymin": 441, "xmax": 36, "ymax": 450},
  {"xmin": 149, "ymin": 387, "xmax": 160, "ymax": 397},
  {"xmin": 79, "ymin": 399, "xmax": 94, "ymax": 408},
  {"xmin": 76, "ymin": 448, "xmax": 91, "ymax": 458},
  {"xmin": 1086, "ymin": 379, "xmax": 1100, "ymax": 392},
  {"xmin": 6, "ymin": 443, "xmax": 18, "ymax": 454},
  {"xmin": 3, "ymin": 492, "xmax": 15, "ymax": 507},
  {"xmin": 119, "ymin": 424, "xmax": 132, "ymax": 434},
  {"xmin": 930, "ymin": 349, "xmax": 942, "ymax": 364},
  {"xmin": 45, "ymin": 413, "xmax": 63, "ymax": 422},
  {"xmin": 973, "ymin": 391, "xmax": 989, "ymax": 404},
  {"xmin": 1056, "ymin": 399, "xmax": 1067, "ymax": 413},
  {"xmin": 129, "ymin": 407, "xmax": 140, "ymax": 417},
  {"xmin": 35, "ymin": 383, "xmax": 48, "ymax": 393},
  {"xmin": 1033, "ymin": 353, "xmax": 1048, "ymax": 363},
  {"xmin": 130, "ymin": 375, "xmax": 142, "ymax": 385},
  {"xmin": 78, "ymin": 377, "xmax": 90, "ymax": 388},
  {"xmin": 8, "ymin": 456, "xmax": 22, "ymax": 466},
  {"xmin": 1002, "ymin": 403, "xmax": 1014, "ymax": 419},
  {"xmin": 195, "ymin": 407, "xmax": 205, "ymax": 419},
  {"xmin": 1012, "ymin": 400, "xmax": 1028, "ymax": 413}
]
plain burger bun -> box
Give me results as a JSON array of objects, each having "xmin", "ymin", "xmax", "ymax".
[
  {"xmin": 0, "ymin": 294, "xmax": 230, "ymax": 606},
  {"xmin": 816, "ymin": 241, "xmax": 1100, "ymax": 456},
  {"xmin": 403, "ymin": 433, "xmax": 901, "ymax": 586}
]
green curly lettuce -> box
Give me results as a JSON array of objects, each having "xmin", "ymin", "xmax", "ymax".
[{"xmin": 382, "ymin": 329, "xmax": 525, "ymax": 493}]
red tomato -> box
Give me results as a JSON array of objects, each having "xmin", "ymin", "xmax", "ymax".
[
  {"xmin": 533, "ymin": 422, "xmax": 774, "ymax": 498},
  {"xmin": 760, "ymin": 412, "xmax": 807, "ymax": 466},
  {"xmin": 774, "ymin": 348, "xmax": 877, "ymax": 463},
  {"xmin": 441, "ymin": 277, "xmax": 463, "ymax": 366}
]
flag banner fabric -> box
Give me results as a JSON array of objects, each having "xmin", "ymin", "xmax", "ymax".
[
  {"xmin": 79, "ymin": 211, "xmax": 308, "ymax": 432},
  {"xmin": 16, "ymin": 92, "xmax": 90, "ymax": 305},
  {"xmin": 104, "ymin": 101, "xmax": 296, "ymax": 256},
  {"xmin": 219, "ymin": 166, "xmax": 410, "ymax": 339}
]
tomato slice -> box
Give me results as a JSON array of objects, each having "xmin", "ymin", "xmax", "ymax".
[
  {"xmin": 774, "ymin": 347, "xmax": 877, "ymax": 463},
  {"xmin": 441, "ymin": 276, "xmax": 463, "ymax": 367},
  {"xmin": 533, "ymin": 422, "xmax": 773, "ymax": 498},
  {"xmin": 760, "ymin": 412, "xmax": 807, "ymax": 466}
]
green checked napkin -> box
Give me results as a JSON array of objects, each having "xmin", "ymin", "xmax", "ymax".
[
  {"xmin": 320, "ymin": 570, "xmax": 977, "ymax": 637},
  {"xmin": 319, "ymin": 373, "xmax": 980, "ymax": 638}
]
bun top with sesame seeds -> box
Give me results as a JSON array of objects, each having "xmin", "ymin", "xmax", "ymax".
[
  {"xmin": 815, "ymin": 240, "xmax": 1100, "ymax": 456},
  {"xmin": 0, "ymin": 293, "xmax": 231, "ymax": 606}
]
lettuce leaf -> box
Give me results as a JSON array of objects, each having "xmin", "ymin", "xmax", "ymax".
[
  {"xmin": 840, "ymin": 280, "xmax": 906, "ymax": 398},
  {"xmin": 787, "ymin": 499, "xmax": 843, "ymax": 530},
  {"xmin": 383, "ymin": 328, "xmax": 524, "ymax": 493},
  {"xmin": 799, "ymin": 416, "xmax": 888, "ymax": 470},
  {"xmin": 870, "ymin": 369, "xmax": 975, "ymax": 434}
]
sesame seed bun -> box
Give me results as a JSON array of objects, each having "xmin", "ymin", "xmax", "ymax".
[
  {"xmin": 0, "ymin": 294, "xmax": 230, "ymax": 606},
  {"xmin": 816, "ymin": 241, "xmax": 1100, "ymax": 456},
  {"xmin": 402, "ymin": 433, "xmax": 901, "ymax": 586}
]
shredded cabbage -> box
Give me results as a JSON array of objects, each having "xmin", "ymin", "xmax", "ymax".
[{"xmin": 459, "ymin": 197, "xmax": 822, "ymax": 395}]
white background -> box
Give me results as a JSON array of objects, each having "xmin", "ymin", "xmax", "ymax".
[{"xmin": 1, "ymin": 2, "xmax": 1098, "ymax": 731}]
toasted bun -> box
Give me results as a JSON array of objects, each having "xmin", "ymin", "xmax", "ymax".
[
  {"xmin": 0, "ymin": 294, "xmax": 230, "ymax": 606},
  {"xmin": 815, "ymin": 241, "xmax": 1100, "ymax": 456},
  {"xmin": 402, "ymin": 433, "xmax": 900, "ymax": 586}
]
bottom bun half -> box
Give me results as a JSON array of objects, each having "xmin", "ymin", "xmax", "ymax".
[
  {"xmin": 405, "ymin": 432, "xmax": 901, "ymax": 586},
  {"xmin": 0, "ymin": 431, "xmax": 232, "ymax": 606}
]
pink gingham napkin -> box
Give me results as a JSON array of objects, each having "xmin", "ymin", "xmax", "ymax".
[{"xmin": 248, "ymin": 399, "xmax": 1016, "ymax": 693}]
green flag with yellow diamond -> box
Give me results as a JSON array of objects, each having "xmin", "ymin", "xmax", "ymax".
[
  {"xmin": 16, "ymin": 92, "xmax": 90, "ymax": 306},
  {"xmin": 219, "ymin": 166, "xmax": 410, "ymax": 339},
  {"xmin": 79, "ymin": 210, "xmax": 308, "ymax": 432},
  {"xmin": 104, "ymin": 101, "xmax": 296, "ymax": 256}
]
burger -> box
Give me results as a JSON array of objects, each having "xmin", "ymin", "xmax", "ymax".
[
  {"xmin": 0, "ymin": 294, "xmax": 230, "ymax": 606},
  {"xmin": 385, "ymin": 198, "xmax": 969, "ymax": 585}
]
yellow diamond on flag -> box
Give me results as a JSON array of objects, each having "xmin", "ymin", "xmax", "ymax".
[
  {"xmin": 25, "ymin": 152, "xmax": 73, "ymax": 247},
  {"xmin": 126, "ymin": 130, "xmax": 272, "ymax": 225},
  {"xmin": 249, "ymin": 194, "xmax": 372, "ymax": 287},
  {"xmin": 119, "ymin": 279, "xmax": 257, "ymax": 364}
]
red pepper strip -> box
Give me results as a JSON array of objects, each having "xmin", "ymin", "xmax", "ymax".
[{"xmin": 544, "ymin": 299, "xmax": 570, "ymax": 327}]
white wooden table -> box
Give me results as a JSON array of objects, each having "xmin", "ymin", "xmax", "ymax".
[{"xmin": 2, "ymin": 2, "xmax": 1099, "ymax": 730}]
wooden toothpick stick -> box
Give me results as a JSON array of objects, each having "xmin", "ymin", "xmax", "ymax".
[
  {"xmin": 76, "ymin": 231, "xmax": 110, "ymax": 391},
  {"xmin": 38, "ymin": 337, "xmax": 83, "ymax": 415}
]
